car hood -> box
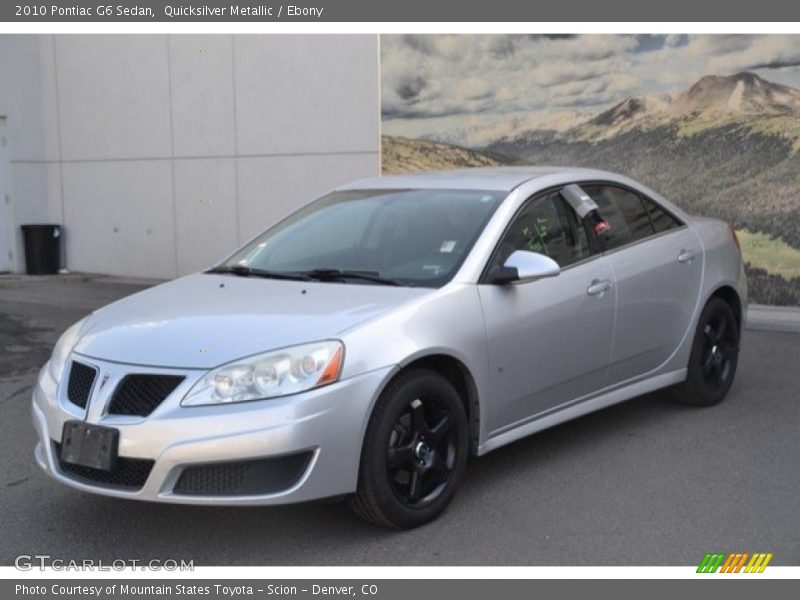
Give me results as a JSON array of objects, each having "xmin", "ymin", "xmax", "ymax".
[{"xmin": 73, "ymin": 273, "xmax": 430, "ymax": 369}]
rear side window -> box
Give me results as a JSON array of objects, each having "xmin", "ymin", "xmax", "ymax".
[
  {"xmin": 643, "ymin": 197, "xmax": 682, "ymax": 233},
  {"xmin": 583, "ymin": 185, "xmax": 654, "ymax": 250}
]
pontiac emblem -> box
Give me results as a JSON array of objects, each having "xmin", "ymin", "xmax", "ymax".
[{"xmin": 98, "ymin": 374, "xmax": 110, "ymax": 390}]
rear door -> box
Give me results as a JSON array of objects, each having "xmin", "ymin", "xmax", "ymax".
[
  {"xmin": 478, "ymin": 189, "xmax": 616, "ymax": 434},
  {"xmin": 582, "ymin": 183, "xmax": 702, "ymax": 384}
]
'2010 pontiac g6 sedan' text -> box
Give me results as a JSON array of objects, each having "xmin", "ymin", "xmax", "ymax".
[{"xmin": 32, "ymin": 167, "xmax": 747, "ymax": 528}]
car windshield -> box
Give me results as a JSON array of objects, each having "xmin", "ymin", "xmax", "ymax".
[{"xmin": 216, "ymin": 188, "xmax": 506, "ymax": 287}]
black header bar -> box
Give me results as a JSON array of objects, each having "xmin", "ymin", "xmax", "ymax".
[{"xmin": 3, "ymin": 0, "xmax": 800, "ymax": 22}]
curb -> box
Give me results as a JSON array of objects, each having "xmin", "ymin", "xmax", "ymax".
[
  {"xmin": 746, "ymin": 304, "xmax": 800, "ymax": 334},
  {"xmin": 0, "ymin": 272, "xmax": 164, "ymax": 287}
]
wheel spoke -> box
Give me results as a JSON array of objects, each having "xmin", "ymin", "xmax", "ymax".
[
  {"xmin": 714, "ymin": 363, "xmax": 724, "ymax": 386},
  {"xmin": 702, "ymin": 351, "xmax": 714, "ymax": 373},
  {"xmin": 409, "ymin": 399, "xmax": 428, "ymax": 435},
  {"xmin": 429, "ymin": 414, "xmax": 452, "ymax": 445},
  {"xmin": 387, "ymin": 445, "xmax": 414, "ymax": 469},
  {"xmin": 408, "ymin": 468, "xmax": 422, "ymax": 502},
  {"xmin": 714, "ymin": 318, "xmax": 728, "ymax": 343}
]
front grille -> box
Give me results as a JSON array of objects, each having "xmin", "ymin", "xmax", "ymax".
[
  {"xmin": 107, "ymin": 374, "xmax": 184, "ymax": 417},
  {"xmin": 67, "ymin": 361, "xmax": 97, "ymax": 409},
  {"xmin": 173, "ymin": 452, "xmax": 314, "ymax": 496},
  {"xmin": 54, "ymin": 442, "xmax": 154, "ymax": 491}
]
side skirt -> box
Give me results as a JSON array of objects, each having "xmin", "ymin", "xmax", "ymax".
[{"xmin": 477, "ymin": 368, "xmax": 687, "ymax": 456}]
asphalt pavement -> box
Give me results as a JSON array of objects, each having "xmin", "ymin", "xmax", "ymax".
[{"xmin": 1, "ymin": 275, "xmax": 798, "ymax": 566}]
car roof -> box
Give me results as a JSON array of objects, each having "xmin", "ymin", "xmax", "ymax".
[{"xmin": 336, "ymin": 167, "xmax": 625, "ymax": 193}]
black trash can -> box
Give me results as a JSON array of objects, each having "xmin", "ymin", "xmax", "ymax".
[{"xmin": 21, "ymin": 224, "xmax": 62, "ymax": 275}]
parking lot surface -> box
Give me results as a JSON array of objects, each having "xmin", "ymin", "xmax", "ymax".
[{"xmin": 1, "ymin": 275, "xmax": 798, "ymax": 565}]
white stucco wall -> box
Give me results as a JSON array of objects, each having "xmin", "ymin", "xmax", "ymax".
[{"xmin": 0, "ymin": 34, "xmax": 381, "ymax": 278}]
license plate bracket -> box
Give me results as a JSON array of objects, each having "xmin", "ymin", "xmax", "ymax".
[{"xmin": 60, "ymin": 421, "xmax": 119, "ymax": 471}]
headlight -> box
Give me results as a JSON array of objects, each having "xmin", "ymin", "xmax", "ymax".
[
  {"xmin": 48, "ymin": 318, "xmax": 87, "ymax": 384},
  {"xmin": 181, "ymin": 340, "xmax": 344, "ymax": 406}
]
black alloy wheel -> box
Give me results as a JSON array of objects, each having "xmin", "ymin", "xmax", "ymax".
[
  {"xmin": 672, "ymin": 297, "xmax": 740, "ymax": 406},
  {"xmin": 386, "ymin": 397, "xmax": 457, "ymax": 508},
  {"xmin": 348, "ymin": 368, "xmax": 468, "ymax": 528},
  {"xmin": 699, "ymin": 308, "xmax": 738, "ymax": 390}
]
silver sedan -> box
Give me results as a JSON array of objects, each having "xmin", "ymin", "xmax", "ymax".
[{"xmin": 32, "ymin": 167, "xmax": 747, "ymax": 528}]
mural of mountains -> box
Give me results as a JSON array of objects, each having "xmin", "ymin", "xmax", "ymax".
[
  {"xmin": 575, "ymin": 72, "xmax": 800, "ymax": 140},
  {"xmin": 383, "ymin": 73, "xmax": 800, "ymax": 305},
  {"xmin": 381, "ymin": 135, "xmax": 511, "ymax": 174},
  {"xmin": 524, "ymin": 73, "xmax": 799, "ymax": 149}
]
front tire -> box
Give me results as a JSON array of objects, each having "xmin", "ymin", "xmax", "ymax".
[
  {"xmin": 347, "ymin": 368, "xmax": 468, "ymax": 529},
  {"xmin": 671, "ymin": 297, "xmax": 740, "ymax": 407}
]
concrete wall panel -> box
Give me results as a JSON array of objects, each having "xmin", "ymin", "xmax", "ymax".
[
  {"xmin": 234, "ymin": 35, "xmax": 380, "ymax": 156},
  {"xmin": 0, "ymin": 36, "xmax": 60, "ymax": 162},
  {"xmin": 174, "ymin": 158, "xmax": 238, "ymax": 275},
  {"xmin": 10, "ymin": 162, "xmax": 62, "ymax": 225},
  {"xmin": 236, "ymin": 152, "xmax": 379, "ymax": 243},
  {"xmin": 62, "ymin": 160, "xmax": 175, "ymax": 279},
  {"xmin": 56, "ymin": 35, "xmax": 172, "ymax": 161},
  {"xmin": 169, "ymin": 35, "xmax": 236, "ymax": 158}
]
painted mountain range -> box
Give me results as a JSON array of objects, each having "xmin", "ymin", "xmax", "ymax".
[{"xmin": 383, "ymin": 72, "xmax": 800, "ymax": 305}]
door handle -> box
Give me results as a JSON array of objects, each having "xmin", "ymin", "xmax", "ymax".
[
  {"xmin": 587, "ymin": 279, "xmax": 612, "ymax": 297},
  {"xmin": 678, "ymin": 249, "xmax": 695, "ymax": 264}
]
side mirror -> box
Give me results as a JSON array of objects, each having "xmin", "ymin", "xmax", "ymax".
[{"xmin": 489, "ymin": 250, "xmax": 561, "ymax": 284}]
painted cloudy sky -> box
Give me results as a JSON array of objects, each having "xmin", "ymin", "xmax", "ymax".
[{"xmin": 381, "ymin": 34, "xmax": 800, "ymax": 139}]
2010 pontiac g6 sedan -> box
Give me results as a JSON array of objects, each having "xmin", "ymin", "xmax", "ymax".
[{"xmin": 32, "ymin": 167, "xmax": 747, "ymax": 528}]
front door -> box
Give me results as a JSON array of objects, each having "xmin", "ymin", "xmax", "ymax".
[{"xmin": 478, "ymin": 189, "xmax": 616, "ymax": 435}]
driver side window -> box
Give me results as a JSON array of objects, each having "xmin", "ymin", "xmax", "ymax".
[{"xmin": 497, "ymin": 191, "xmax": 591, "ymax": 268}]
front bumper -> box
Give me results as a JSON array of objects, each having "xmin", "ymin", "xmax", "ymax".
[{"xmin": 32, "ymin": 356, "xmax": 392, "ymax": 505}]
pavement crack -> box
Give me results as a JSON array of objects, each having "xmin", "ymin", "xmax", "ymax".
[{"xmin": 2, "ymin": 386, "xmax": 32, "ymax": 403}]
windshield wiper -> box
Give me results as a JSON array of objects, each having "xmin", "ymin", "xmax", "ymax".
[
  {"xmin": 301, "ymin": 268, "xmax": 401, "ymax": 286},
  {"xmin": 207, "ymin": 265, "xmax": 311, "ymax": 281},
  {"xmin": 209, "ymin": 265, "xmax": 402, "ymax": 286}
]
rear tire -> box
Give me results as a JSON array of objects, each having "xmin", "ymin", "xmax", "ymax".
[
  {"xmin": 347, "ymin": 368, "xmax": 468, "ymax": 529},
  {"xmin": 671, "ymin": 297, "xmax": 740, "ymax": 407}
]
